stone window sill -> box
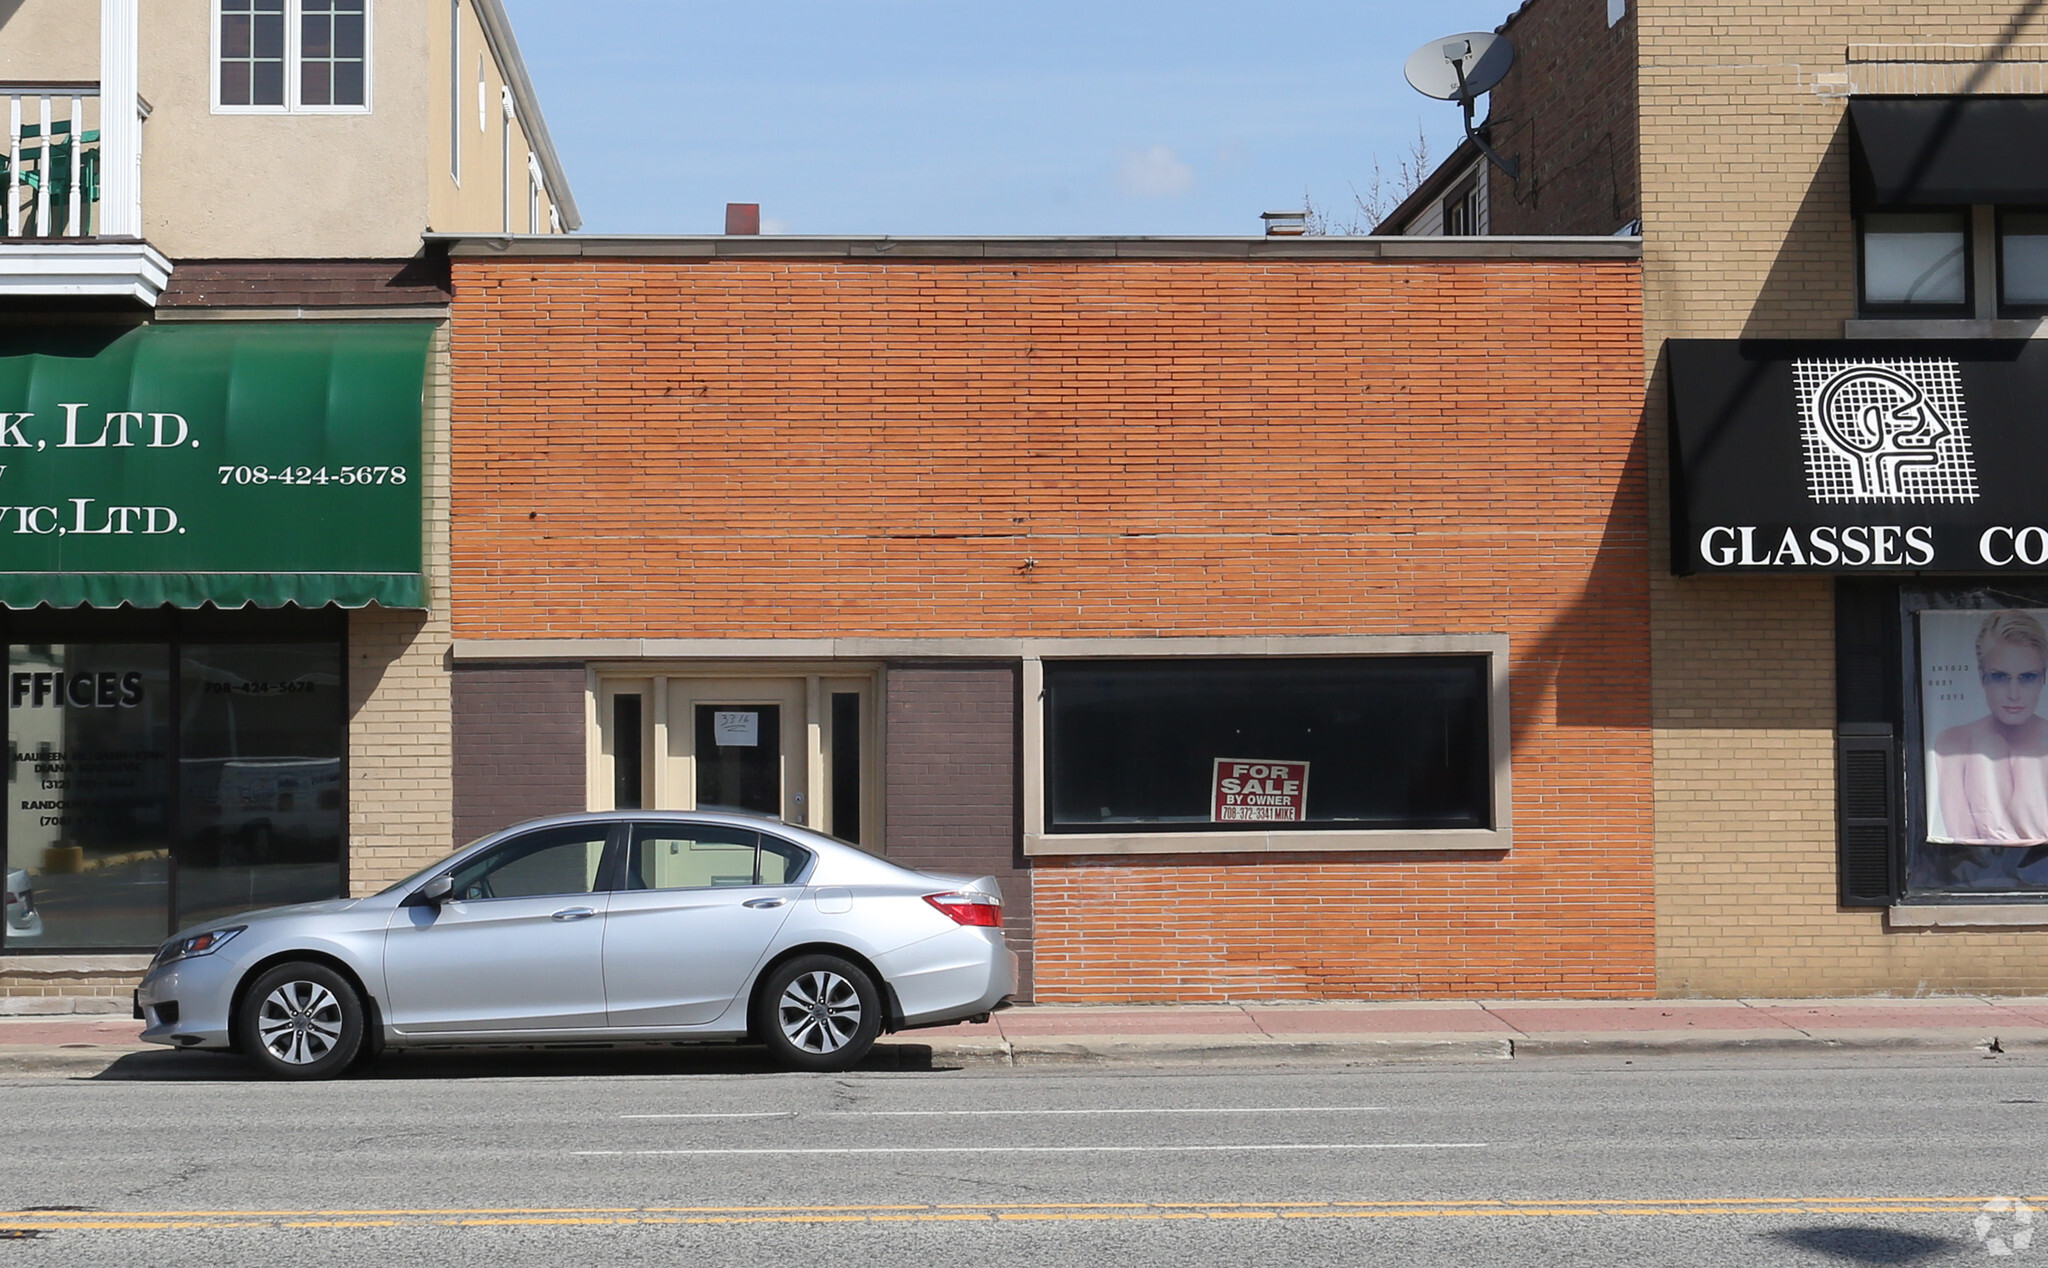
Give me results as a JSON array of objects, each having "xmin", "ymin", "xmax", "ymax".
[
  {"xmin": 1887, "ymin": 905, "xmax": 2048, "ymax": 930},
  {"xmin": 1022, "ymin": 828, "xmax": 1511, "ymax": 857}
]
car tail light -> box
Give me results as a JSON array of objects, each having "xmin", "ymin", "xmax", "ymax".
[{"xmin": 924, "ymin": 891, "xmax": 1002, "ymax": 927}]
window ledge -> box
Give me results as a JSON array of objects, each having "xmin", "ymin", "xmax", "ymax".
[
  {"xmin": 1023, "ymin": 828, "xmax": 1510, "ymax": 857},
  {"xmin": 1845, "ymin": 317, "xmax": 2048, "ymax": 339},
  {"xmin": 0, "ymin": 954, "xmax": 152, "ymax": 974},
  {"xmin": 1887, "ymin": 904, "xmax": 2048, "ymax": 929}
]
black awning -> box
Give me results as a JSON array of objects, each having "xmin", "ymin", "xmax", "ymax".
[{"xmin": 1849, "ymin": 96, "xmax": 2048, "ymax": 207}]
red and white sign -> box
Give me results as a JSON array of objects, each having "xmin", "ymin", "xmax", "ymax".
[{"xmin": 1211, "ymin": 759, "xmax": 1309, "ymax": 823}]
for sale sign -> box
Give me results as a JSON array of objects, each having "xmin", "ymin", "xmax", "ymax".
[{"xmin": 1211, "ymin": 759, "xmax": 1309, "ymax": 823}]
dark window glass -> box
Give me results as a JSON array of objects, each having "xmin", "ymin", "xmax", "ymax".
[
  {"xmin": 449, "ymin": 825, "xmax": 607, "ymax": 901},
  {"xmin": 611, "ymin": 694, "xmax": 642, "ymax": 810},
  {"xmin": 2001, "ymin": 211, "xmax": 2048, "ymax": 311},
  {"xmin": 830, "ymin": 691, "xmax": 860, "ymax": 843},
  {"xmin": 5, "ymin": 645, "xmax": 172, "ymax": 948},
  {"xmin": 175, "ymin": 644, "xmax": 343, "ymax": 930},
  {"xmin": 1044, "ymin": 658, "xmax": 1491, "ymax": 833},
  {"xmin": 1862, "ymin": 211, "xmax": 1968, "ymax": 309},
  {"xmin": 301, "ymin": 61, "xmax": 333, "ymax": 107},
  {"xmin": 333, "ymin": 61, "xmax": 364, "ymax": 107},
  {"xmin": 695, "ymin": 704, "xmax": 780, "ymax": 815},
  {"xmin": 252, "ymin": 59, "xmax": 285, "ymax": 107}
]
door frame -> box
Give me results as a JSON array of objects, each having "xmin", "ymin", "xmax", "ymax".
[{"xmin": 587, "ymin": 662, "xmax": 884, "ymax": 845}]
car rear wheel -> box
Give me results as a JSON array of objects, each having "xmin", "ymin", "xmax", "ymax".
[
  {"xmin": 755, "ymin": 954, "xmax": 881, "ymax": 1072},
  {"xmin": 235, "ymin": 961, "xmax": 365, "ymax": 1080}
]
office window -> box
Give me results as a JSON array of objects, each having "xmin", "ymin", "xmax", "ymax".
[
  {"xmin": 216, "ymin": 0, "xmax": 370, "ymax": 112},
  {"xmin": 1860, "ymin": 210, "xmax": 1969, "ymax": 312}
]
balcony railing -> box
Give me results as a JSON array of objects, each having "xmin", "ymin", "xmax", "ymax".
[{"xmin": 4, "ymin": 83, "xmax": 105, "ymax": 239}]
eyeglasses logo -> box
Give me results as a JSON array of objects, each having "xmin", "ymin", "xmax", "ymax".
[{"xmin": 1796, "ymin": 358, "xmax": 1977, "ymax": 503}]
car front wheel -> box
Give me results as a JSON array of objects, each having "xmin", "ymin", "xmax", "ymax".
[
  {"xmin": 235, "ymin": 961, "xmax": 365, "ymax": 1080},
  {"xmin": 755, "ymin": 954, "xmax": 881, "ymax": 1072}
]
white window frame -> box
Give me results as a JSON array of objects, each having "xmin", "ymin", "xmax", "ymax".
[
  {"xmin": 211, "ymin": 0, "xmax": 375, "ymax": 115},
  {"xmin": 448, "ymin": 0, "xmax": 460, "ymax": 180}
]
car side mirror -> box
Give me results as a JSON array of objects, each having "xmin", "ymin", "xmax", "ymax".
[{"xmin": 416, "ymin": 875, "xmax": 454, "ymax": 906}]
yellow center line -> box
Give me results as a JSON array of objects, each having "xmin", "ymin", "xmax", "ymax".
[{"xmin": 0, "ymin": 1195, "xmax": 2029, "ymax": 1233}]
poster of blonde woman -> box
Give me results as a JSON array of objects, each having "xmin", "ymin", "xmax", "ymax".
[{"xmin": 1924, "ymin": 609, "xmax": 2048, "ymax": 847}]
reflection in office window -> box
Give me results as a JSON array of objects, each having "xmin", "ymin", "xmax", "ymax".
[
  {"xmin": 5, "ymin": 645, "xmax": 172, "ymax": 948},
  {"xmin": 177, "ymin": 644, "xmax": 343, "ymax": 930}
]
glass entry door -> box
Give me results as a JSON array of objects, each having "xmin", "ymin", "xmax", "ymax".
[
  {"xmin": 595, "ymin": 671, "xmax": 875, "ymax": 842},
  {"xmin": 671, "ymin": 677, "xmax": 808, "ymax": 821}
]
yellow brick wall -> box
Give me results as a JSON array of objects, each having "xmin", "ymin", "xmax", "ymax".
[
  {"xmin": 1641, "ymin": 1, "xmax": 2048, "ymax": 995},
  {"xmin": 348, "ymin": 322, "xmax": 454, "ymax": 894}
]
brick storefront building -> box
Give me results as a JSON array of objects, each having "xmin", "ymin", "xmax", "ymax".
[
  {"xmin": 1392, "ymin": 0, "xmax": 2048, "ymax": 996},
  {"xmin": 442, "ymin": 236, "xmax": 1650, "ymax": 1001}
]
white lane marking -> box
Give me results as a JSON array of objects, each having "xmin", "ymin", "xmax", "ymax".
[
  {"xmin": 618, "ymin": 1107, "xmax": 1387, "ymax": 1119},
  {"xmin": 619, "ymin": 1112, "xmax": 797, "ymax": 1120},
  {"xmin": 577, "ymin": 1143, "xmax": 1487, "ymax": 1156}
]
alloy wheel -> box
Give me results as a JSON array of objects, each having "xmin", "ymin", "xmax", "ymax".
[
  {"xmin": 256, "ymin": 979, "xmax": 345, "ymax": 1066},
  {"xmin": 776, "ymin": 969, "xmax": 862, "ymax": 1053}
]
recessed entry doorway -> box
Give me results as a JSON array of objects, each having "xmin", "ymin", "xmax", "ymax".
[{"xmin": 592, "ymin": 671, "xmax": 878, "ymax": 845}]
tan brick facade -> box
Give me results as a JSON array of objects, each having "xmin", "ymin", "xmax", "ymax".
[
  {"xmin": 448, "ymin": 249, "xmax": 1657, "ymax": 1002},
  {"xmin": 345, "ymin": 323, "xmax": 455, "ymax": 895},
  {"xmin": 1639, "ymin": 1, "xmax": 2048, "ymax": 994}
]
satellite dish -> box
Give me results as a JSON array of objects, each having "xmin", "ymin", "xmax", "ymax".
[
  {"xmin": 1402, "ymin": 31, "xmax": 1520, "ymax": 180},
  {"xmin": 1404, "ymin": 32, "xmax": 1514, "ymax": 102}
]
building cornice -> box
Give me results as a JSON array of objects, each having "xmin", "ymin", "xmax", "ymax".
[
  {"xmin": 427, "ymin": 233, "xmax": 1642, "ymax": 261},
  {"xmin": 472, "ymin": 0, "xmax": 581, "ymax": 230}
]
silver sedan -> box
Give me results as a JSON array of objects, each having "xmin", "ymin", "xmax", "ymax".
[{"xmin": 135, "ymin": 810, "xmax": 1016, "ymax": 1078}]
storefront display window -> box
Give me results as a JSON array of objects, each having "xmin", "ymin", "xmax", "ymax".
[
  {"xmin": 3, "ymin": 610, "xmax": 344, "ymax": 950},
  {"xmin": 1042, "ymin": 657, "xmax": 1490, "ymax": 833},
  {"xmin": 1912, "ymin": 601, "xmax": 2048, "ymax": 895}
]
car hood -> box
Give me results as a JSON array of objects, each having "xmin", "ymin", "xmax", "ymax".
[{"xmin": 170, "ymin": 896, "xmax": 365, "ymax": 941}]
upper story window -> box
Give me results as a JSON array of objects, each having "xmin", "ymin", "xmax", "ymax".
[
  {"xmin": 1859, "ymin": 210, "xmax": 1970, "ymax": 315},
  {"xmin": 216, "ymin": 0, "xmax": 370, "ymax": 113},
  {"xmin": 1442, "ymin": 178, "xmax": 1480, "ymax": 236},
  {"xmin": 1999, "ymin": 210, "xmax": 2048, "ymax": 315}
]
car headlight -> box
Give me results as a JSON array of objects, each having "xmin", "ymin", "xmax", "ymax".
[{"xmin": 152, "ymin": 926, "xmax": 245, "ymax": 966}]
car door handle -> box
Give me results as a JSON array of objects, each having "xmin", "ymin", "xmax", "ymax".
[
  {"xmin": 551, "ymin": 907, "xmax": 597, "ymax": 921},
  {"xmin": 742, "ymin": 897, "xmax": 787, "ymax": 909}
]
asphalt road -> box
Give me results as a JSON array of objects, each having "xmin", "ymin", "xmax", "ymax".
[{"xmin": 2, "ymin": 1047, "xmax": 2045, "ymax": 1265}]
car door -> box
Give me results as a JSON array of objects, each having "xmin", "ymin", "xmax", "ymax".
[
  {"xmin": 382, "ymin": 822, "xmax": 617, "ymax": 1034},
  {"xmin": 602, "ymin": 823, "xmax": 806, "ymax": 1028}
]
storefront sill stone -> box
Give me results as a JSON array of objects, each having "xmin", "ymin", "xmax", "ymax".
[
  {"xmin": 1023, "ymin": 828, "xmax": 1510, "ymax": 856},
  {"xmin": 0, "ymin": 996, "xmax": 133, "ymax": 1016},
  {"xmin": 0, "ymin": 955, "xmax": 152, "ymax": 975},
  {"xmin": 1887, "ymin": 905, "xmax": 2048, "ymax": 929}
]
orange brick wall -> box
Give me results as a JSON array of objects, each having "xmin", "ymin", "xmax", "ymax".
[{"xmin": 449, "ymin": 255, "xmax": 1655, "ymax": 1001}]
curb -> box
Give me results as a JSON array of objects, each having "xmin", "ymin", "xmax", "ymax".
[{"xmin": 0, "ymin": 1030, "xmax": 2038, "ymax": 1079}]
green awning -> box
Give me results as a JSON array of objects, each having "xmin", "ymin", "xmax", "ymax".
[{"xmin": 0, "ymin": 322, "xmax": 430, "ymax": 609}]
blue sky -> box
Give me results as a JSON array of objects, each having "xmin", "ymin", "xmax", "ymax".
[{"xmin": 498, "ymin": 0, "xmax": 1524, "ymax": 237}]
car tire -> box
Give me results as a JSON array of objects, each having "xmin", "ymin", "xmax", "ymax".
[
  {"xmin": 754, "ymin": 954, "xmax": 882, "ymax": 1073},
  {"xmin": 235, "ymin": 961, "xmax": 365, "ymax": 1081}
]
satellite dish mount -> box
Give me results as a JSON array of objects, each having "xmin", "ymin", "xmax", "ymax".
[{"xmin": 1404, "ymin": 32, "xmax": 1520, "ymax": 181}]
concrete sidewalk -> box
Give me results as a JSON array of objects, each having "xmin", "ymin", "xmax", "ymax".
[{"xmin": 2, "ymin": 996, "xmax": 2047, "ymax": 1075}]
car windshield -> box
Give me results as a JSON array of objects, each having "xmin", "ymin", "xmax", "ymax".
[{"xmin": 373, "ymin": 835, "xmax": 493, "ymax": 897}]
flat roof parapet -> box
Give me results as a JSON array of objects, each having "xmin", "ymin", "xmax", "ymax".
[{"xmin": 426, "ymin": 233, "xmax": 1642, "ymax": 261}]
